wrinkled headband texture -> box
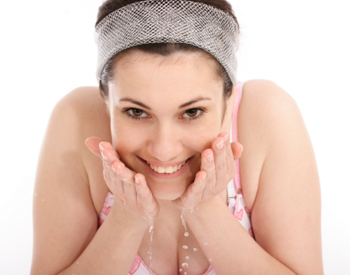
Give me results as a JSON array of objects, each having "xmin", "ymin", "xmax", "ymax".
[{"xmin": 95, "ymin": 0, "xmax": 239, "ymax": 85}]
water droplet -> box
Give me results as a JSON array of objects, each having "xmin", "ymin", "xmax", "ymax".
[
  {"xmin": 193, "ymin": 248, "xmax": 198, "ymax": 251},
  {"xmin": 147, "ymin": 251, "xmax": 150, "ymax": 254},
  {"xmin": 184, "ymin": 272, "xmax": 187, "ymax": 275},
  {"xmin": 184, "ymin": 232, "xmax": 189, "ymax": 237},
  {"xmin": 76, "ymin": 262, "xmax": 79, "ymax": 264},
  {"xmin": 209, "ymin": 258, "xmax": 213, "ymax": 262},
  {"xmin": 180, "ymin": 209, "xmax": 188, "ymax": 232},
  {"xmin": 204, "ymin": 242, "xmax": 209, "ymax": 247},
  {"xmin": 148, "ymin": 221, "xmax": 154, "ymax": 271},
  {"xmin": 179, "ymin": 269, "xmax": 182, "ymax": 272},
  {"xmin": 183, "ymin": 245, "xmax": 188, "ymax": 249},
  {"xmin": 149, "ymin": 225, "xmax": 154, "ymax": 233},
  {"xmin": 185, "ymin": 256, "xmax": 189, "ymax": 260},
  {"xmin": 182, "ymin": 262, "xmax": 189, "ymax": 267}
]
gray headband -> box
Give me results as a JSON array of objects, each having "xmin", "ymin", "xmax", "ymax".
[{"xmin": 94, "ymin": 0, "xmax": 239, "ymax": 85}]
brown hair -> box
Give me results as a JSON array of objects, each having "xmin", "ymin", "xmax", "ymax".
[{"xmin": 95, "ymin": 0, "xmax": 240, "ymax": 103}]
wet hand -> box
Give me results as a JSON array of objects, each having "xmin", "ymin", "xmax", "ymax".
[
  {"xmin": 85, "ymin": 137, "xmax": 159, "ymax": 223},
  {"xmin": 172, "ymin": 132, "xmax": 243, "ymax": 211}
]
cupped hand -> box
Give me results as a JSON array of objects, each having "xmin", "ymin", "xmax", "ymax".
[
  {"xmin": 85, "ymin": 137, "xmax": 159, "ymax": 223},
  {"xmin": 172, "ymin": 132, "xmax": 243, "ymax": 211}
]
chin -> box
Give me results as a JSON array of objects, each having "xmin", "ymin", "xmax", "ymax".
[
  {"xmin": 153, "ymin": 189, "xmax": 185, "ymax": 201},
  {"xmin": 147, "ymin": 179, "xmax": 192, "ymax": 201}
]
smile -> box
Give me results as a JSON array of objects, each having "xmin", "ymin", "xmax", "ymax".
[
  {"xmin": 147, "ymin": 159, "xmax": 188, "ymax": 174},
  {"xmin": 139, "ymin": 156, "xmax": 193, "ymax": 178}
]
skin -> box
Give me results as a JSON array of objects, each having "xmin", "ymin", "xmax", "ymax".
[
  {"xmin": 86, "ymin": 49, "xmax": 244, "ymax": 222},
  {"xmin": 31, "ymin": 44, "xmax": 323, "ymax": 275}
]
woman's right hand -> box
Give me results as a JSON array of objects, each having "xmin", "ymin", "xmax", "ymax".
[{"xmin": 85, "ymin": 137, "xmax": 159, "ymax": 224}]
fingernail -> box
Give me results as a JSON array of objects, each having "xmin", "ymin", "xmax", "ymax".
[
  {"xmin": 135, "ymin": 176, "xmax": 140, "ymax": 184},
  {"xmin": 216, "ymin": 140, "xmax": 224, "ymax": 150},
  {"xmin": 101, "ymin": 151, "xmax": 109, "ymax": 160},
  {"xmin": 207, "ymin": 153, "xmax": 213, "ymax": 163},
  {"xmin": 99, "ymin": 142, "xmax": 105, "ymax": 151},
  {"xmin": 112, "ymin": 165, "xmax": 119, "ymax": 174},
  {"xmin": 223, "ymin": 135, "xmax": 229, "ymax": 142}
]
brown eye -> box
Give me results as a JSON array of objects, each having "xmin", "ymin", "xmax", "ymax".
[
  {"xmin": 131, "ymin": 108, "xmax": 143, "ymax": 116},
  {"xmin": 185, "ymin": 109, "xmax": 198, "ymax": 117}
]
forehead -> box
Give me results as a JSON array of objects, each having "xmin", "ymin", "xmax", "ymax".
[{"xmin": 108, "ymin": 50, "xmax": 223, "ymax": 102}]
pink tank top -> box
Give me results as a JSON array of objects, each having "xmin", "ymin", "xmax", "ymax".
[{"xmin": 98, "ymin": 81, "xmax": 254, "ymax": 274}]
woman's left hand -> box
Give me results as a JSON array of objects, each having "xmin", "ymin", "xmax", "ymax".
[{"xmin": 172, "ymin": 132, "xmax": 243, "ymax": 211}]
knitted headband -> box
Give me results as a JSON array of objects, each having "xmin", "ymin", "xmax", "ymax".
[{"xmin": 94, "ymin": 0, "xmax": 239, "ymax": 85}]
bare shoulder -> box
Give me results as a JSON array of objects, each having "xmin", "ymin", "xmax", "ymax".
[
  {"xmin": 237, "ymin": 79, "xmax": 298, "ymax": 211},
  {"xmin": 239, "ymin": 80, "xmax": 323, "ymax": 273},
  {"xmin": 56, "ymin": 86, "xmax": 112, "ymax": 210},
  {"xmin": 31, "ymin": 86, "xmax": 110, "ymax": 274}
]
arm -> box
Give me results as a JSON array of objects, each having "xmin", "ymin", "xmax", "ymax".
[
  {"xmin": 184, "ymin": 81, "xmax": 323, "ymax": 274},
  {"xmin": 30, "ymin": 88, "xmax": 149, "ymax": 275}
]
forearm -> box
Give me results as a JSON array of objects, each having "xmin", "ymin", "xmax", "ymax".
[
  {"xmin": 185, "ymin": 196, "xmax": 296, "ymax": 275},
  {"xmin": 58, "ymin": 205, "xmax": 149, "ymax": 275}
]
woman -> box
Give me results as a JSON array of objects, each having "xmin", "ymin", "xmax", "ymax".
[{"xmin": 31, "ymin": 0, "xmax": 323, "ymax": 274}]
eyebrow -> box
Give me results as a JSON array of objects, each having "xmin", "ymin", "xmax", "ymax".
[{"xmin": 119, "ymin": 96, "xmax": 212, "ymax": 110}]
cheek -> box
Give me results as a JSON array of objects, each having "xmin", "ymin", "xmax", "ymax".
[
  {"xmin": 111, "ymin": 120, "xmax": 145, "ymax": 157},
  {"xmin": 185, "ymin": 122, "xmax": 221, "ymax": 151}
]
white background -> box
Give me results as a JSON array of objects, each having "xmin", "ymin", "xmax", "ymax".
[{"xmin": 0, "ymin": 0, "xmax": 349, "ymax": 274}]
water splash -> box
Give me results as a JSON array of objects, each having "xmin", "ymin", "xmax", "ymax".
[
  {"xmin": 180, "ymin": 208, "xmax": 188, "ymax": 232},
  {"xmin": 148, "ymin": 222, "xmax": 154, "ymax": 273}
]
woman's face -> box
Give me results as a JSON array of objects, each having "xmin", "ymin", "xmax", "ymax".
[{"xmin": 107, "ymin": 50, "xmax": 228, "ymax": 201}]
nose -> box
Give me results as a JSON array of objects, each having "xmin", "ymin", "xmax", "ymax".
[{"xmin": 146, "ymin": 123, "xmax": 183, "ymax": 162}]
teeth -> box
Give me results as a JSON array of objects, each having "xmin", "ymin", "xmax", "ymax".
[{"xmin": 148, "ymin": 160, "xmax": 187, "ymax": 174}]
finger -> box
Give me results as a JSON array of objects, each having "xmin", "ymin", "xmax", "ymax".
[
  {"xmin": 85, "ymin": 137, "xmax": 109, "ymax": 159},
  {"xmin": 218, "ymin": 132, "xmax": 235, "ymax": 173},
  {"xmin": 99, "ymin": 142, "xmax": 120, "ymax": 163},
  {"xmin": 186, "ymin": 171, "xmax": 206, "ymax": 207},
  {"xmin": 200, "ymin": 148, "xmax": 216, "ymax": 199},
  {"xmin": 105, "ymin": 161, "xmax": 125, "ymax": 202},
  {"xmin": 212, "ymin": 134, "xmax": 228, "ymax": 191},
  {"xmin": 219, "ymin": 133, "xmax": 236, "ymax": 181},
  {"xmin": 231, "ymin": 142, "xmax": 244, "ymax": 160},
  {"xmin": 135, "ymin": 174, "xmax": 157, "ymax": 213},
  {"xmin": 113, "ymin": 161, "xmax": 137, "ymax": 207}
]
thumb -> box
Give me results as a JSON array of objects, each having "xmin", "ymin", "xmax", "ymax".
[
  {"xmin": 231, "ymin": 142, "xmax": 244, "ymax": 160},
  {"xmin": 85, "ymin": 136, "xmax": 106, "ymax": 159}
]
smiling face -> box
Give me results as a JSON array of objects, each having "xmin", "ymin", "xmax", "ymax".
[{"xmin": 106, "ymin": 49, "xmax": 229, "ymax": 201}]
